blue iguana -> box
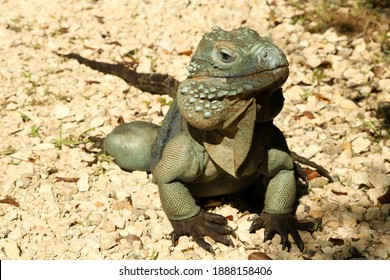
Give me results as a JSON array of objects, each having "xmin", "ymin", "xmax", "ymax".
[{"xmin": 62, "ymin": 27, "xmax": 332, "ymax": 253}]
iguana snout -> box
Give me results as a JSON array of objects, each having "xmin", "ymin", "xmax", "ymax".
[{"xmin": 253, "ymin": 42, "xmax": 289, "ymax": 71}]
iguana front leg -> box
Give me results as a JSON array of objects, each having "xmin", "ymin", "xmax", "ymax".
[
  {"xmin": 250, "ymin": 125, "xmax": 315, "ymax": 252},
  {"xmin": 152, "ymin": 134, "xmax": 234, "ymax": 254}
]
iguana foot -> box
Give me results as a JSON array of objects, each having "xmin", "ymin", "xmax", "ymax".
[
  {"xmin": 249, "ymin": 212, "xmax": 316, "ymax": 252},
  {"xmin": 170, "ymin": 210, "xmax": 235, "ymax": 254}
]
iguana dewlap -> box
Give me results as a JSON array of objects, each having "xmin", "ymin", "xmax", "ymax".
[{"xmin": 103, "ymin": 27, "xmax": 315, "ymax": 253}]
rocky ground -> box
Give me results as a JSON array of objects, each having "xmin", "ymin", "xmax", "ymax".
[{"xmin": 0, "ymin": 0, "xmax": 389, "ymax": 260}]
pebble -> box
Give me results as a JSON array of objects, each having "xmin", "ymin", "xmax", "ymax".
[
  {"xmin": 89, "ymin": 213, "xmax": 103, "ymax": 226},
  {"xmin": 58, "ymin": 186, "xmax": 78, "ymax": 196},
  {"xmin": 372, "ymin": 244, "xmax": 389, "ymax": 259},
  {"xmin": 4, "ymin": 210, "xmax": 18, "ymax": 222},
  {"xmin": 54, "ymin": 103, "xmax": 71, "ymax": 119},
  {"xmin": 84, "ymin": 234, "xmax": 101, "ymax": 249},
  {"xmin": 112, "ymin": 217, "xmax": 126, "ymax": 230},
  {"xmin": 77, "ymin": 172, "xmax": 90, "ymax": 192},
  {"xmin": 100, "ymin": 234, "xmax": 118, "ymax": 251},
  {"xmin": 3, "ymin": 239, "xmax": 21, "ymax": 259},
  {"xmin": 351, "ymin": 137, "xmax": 371, "ymax": 154},
  {"xmin": 368, "ymin": 173, "xmax": 390, "ymax": 190},
  {"xmin": 69, "ymin": 238, "xmax": 84, "ymax": 253},
  {"xmin": 364, "ymin": 207, "xmax": 381, "ymax": 221},
  {"xmin": 101, "ymin": 221, "xmax": 116, "ymax": 233}
]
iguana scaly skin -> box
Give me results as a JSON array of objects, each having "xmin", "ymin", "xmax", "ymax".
[{"xmin": 63, "ymin": 27, "xmax": 326, "ymax": 253}]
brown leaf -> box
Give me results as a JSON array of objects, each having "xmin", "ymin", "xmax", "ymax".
[
  {"xmin": 378, "ymin": 186, "xmax": 390, "ymax": 204},
  {"xmin": 84, "ymin": 80, "xmax": 100, "ymax": 85},
  {"xmin": 117, "ymin": 116, "xmax": 125, "ymax": 124},
  {"xmin": 294, "ymin": 111, "xmax": 314, "ymax": 120},
  {"xmin": 317, "ymin": 60, "xmax": 332, "ymax": 69},
  {"xmin": 331, "ymin": 190, "xmax": 348, "ymax": 196},
  {"xmin": 55, "ymin": 176, "xmax": 79, "ymax": 183},
  {"xmin": 248, "ymin": 252, "xmax": 273, "ymax": 260},
  {"xmin": 239, "ymin": 210, "xmax": 251, "ymax": 218},
  {"xmin": 112, "ymin": 199, "xmax": 133, "ymax": 211},
  {"xmin": 0, "ymin": 197, "xmax": 20, "ymax": 207},
  {"xmin": 313, "ymin": 93, "xmax": 331, "ymax": 103},
  {"xmin": 329, "ymin": 238, "xmax": 344, "ymax": 246},
  {"xmin": 304, "ymin": 169, "xmax": 319, "ymax": 180},
  {"xmin": 302, "ymin": 111, "xmax": 315, "ymax": 119},
  {"xmin": 95, "ymin": 201, "xmax": 104, "ymax": 208},
  {"xmin": 372, "ymin": 65, "xmax": 386, "ymax": 78},
  {"xmin": 123, "ymin": 234, "xmax": 143, "ymax": 245},
  {"xmin": 179, "ymin": 50, "xmax": 193, "ymax": 56}
]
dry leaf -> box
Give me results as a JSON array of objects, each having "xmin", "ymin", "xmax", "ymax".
[
  {"xmin": 304, "ymin": 169, "xmax": 319, "ymax": 180},
  {"xmin": 95, "ymin": 201, "xmax": 104, "ymax": 208},
  {"xmin": 378, "ymin": 187, "xmax": 390, "ymax": 204},
  {"xmin": 248, "ymin": 252, "xmax": 272, "ymax": 260},
  {"xmin": 123, "ymin": 234, "xmax": 142, "ymax": 245},
  {"xmin": 0, "ymin": 197, "xmax": 20, "ymax": 207},
  {"xmin": 329, "ymin": 238, "xmax": 344, "ymax": 246},
  {"xmin": 313, "ymin": 93, "xmax": 331, "ymax": 103},
  {"xmin": 331, "ymin": 190, "xmax": 348, "ymax": 196},
  {"xmin": 179, "ymin": 50, "xmax": 193, "ymax": 56},
  {"xmin": 302, "ymin": 111, "xmax": 315, "ymax": 119},
  {"xmin": 113, "ymin": 199, "xmax": 133, "ymax": 211},
  {"xmin": 55, "ymin": 176, "xmax": 79, "ymax": 183}
]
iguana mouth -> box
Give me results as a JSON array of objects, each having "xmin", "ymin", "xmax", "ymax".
[{"xmin": 187, "ymin": 66, "xmax": 289, "ymax": 101}]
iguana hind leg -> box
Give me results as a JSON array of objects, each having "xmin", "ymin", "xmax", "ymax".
[{"xmin": 103, "ymin": 121, "xmax": 160, "ymax": 172}]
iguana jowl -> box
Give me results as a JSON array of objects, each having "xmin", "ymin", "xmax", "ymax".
[{"xmin": 64, "ymin": 27, "xmax": 325, "ymax": 253}]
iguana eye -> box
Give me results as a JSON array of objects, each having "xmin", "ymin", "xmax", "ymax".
[
  {"xmin": 214, "ymin": 48, "xmax": 235, "ymax": 63},
  {"xmin": 219, "ymin": 49, "xmax": 233, "ymax": 62}
]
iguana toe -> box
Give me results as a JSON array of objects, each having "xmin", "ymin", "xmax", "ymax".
[
  {"xmin": 169, "ymin": 210, "xmax": 234, "ymax": 254},
  {"xmin": 250, "ymin": 212, "xmax": 316, "ymax": 252}
]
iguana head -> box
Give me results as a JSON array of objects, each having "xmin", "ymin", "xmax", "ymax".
[{"xmin": 177, "ymin": 27, "xmax": 289, "ymax": 130}]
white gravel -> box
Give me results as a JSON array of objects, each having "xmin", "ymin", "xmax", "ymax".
[{"xmin": 0, "ymin": 0, "xmax": 389, "ymax": 260}]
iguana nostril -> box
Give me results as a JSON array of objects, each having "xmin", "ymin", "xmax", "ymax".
[{"xmin": 262, "ymin": 51, "xmax": 269, "ymax": 59}]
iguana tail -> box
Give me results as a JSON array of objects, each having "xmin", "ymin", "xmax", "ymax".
[{"xmin": 59, "ymin": 53, "xmax": 179, "ymax": 98}]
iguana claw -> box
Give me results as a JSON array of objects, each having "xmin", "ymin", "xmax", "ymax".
[
  {"xmin": 170, "ymin": 210, "xmax": 235, "ymax": 254},
  {"xmin": 249, "ymin": 212, "xmax": 316, "ymax": 252}
]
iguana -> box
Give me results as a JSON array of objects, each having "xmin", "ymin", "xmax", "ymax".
[{"xmin": 62, "ymin": 27, "xmax": 332, "ymax": 253}]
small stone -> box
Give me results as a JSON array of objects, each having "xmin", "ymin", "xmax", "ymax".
[
  {"xmin": 102, "ymin": 220, "xmax": 116, "ymax": 232},
  {"xmin": 100, "ymin": 234, "xmax": 117, "ymax": 250},
  {"xmin": 236, "ymin": 230, "xmax": 254, "ymax": 246},
  {"xmin": 373, "ymin": 244, "xmax": 389, "ymax": 259},
  {"xmin": 3, "ymin": 239, "xmax": 20, "ymax": 259},
  {"xmin": 58, "ymin": 186, "xmax": 78, "ymax": 196},
  {"xmin": 89, "ymin": 213, "xmax": 103, "ymax": 226},
  {"xmin": 378, "ymin": 79, "xmax": 390, "ymax": 92},
  {"xmin": 4, "ymin": 210, "xmax": 18, "ymax": 222},
  {"xmin": 285, "ymin": 86, "xmax": 304, "ymax": 102},
  {"xmin": 334, "ymin": 95, "xmax": 359, "ymax": 110},
  {"xmin": 90, "ymin": 117, "xmax": 105, "ymax": 127},
  {"xmin": 54, "ymin": 103, "xmax": 71, "ymax": 119},
  {"xmin": 8, "ymin": 226, "xmax": 24, "ymax": 240},
  {"xmin": 84, "ymin": 234, "xmax": 101, "ymax": 249},
  {"xmin": 309, "ymin": 208, "xmax": 325, "ymax": 219},
  {"xmin": 368, "ymin": 173, "xmax": 390, "ymax": 190},
  {"xmin": 367, "ymin": 188, "xmax": 383, "ymax": 204},
  {"xmin": 77, "ymin": 172, "xmax": 89, "ymax": 192},
  {"xmin": 112, "ymin": 217, "xmax": 126, "ymax": 230},
  {"xmin": 69, "ymin": 238, "xmax": 84, "ymax": 253},
  {"xmin": 351, "ymin": 137, "xmax": 371, "ymax": 154},
  {"xmin": 365, "ymin": 207, "xmax": 380, "ymax": 221}
]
